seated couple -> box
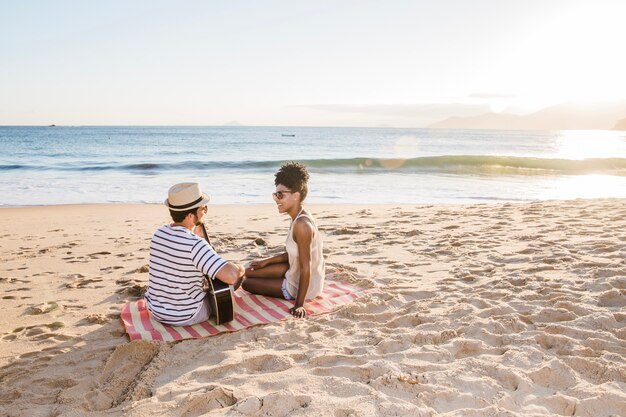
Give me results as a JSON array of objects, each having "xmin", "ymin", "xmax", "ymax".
[{"xmin": 144, "ymin": 162, "xmax": 325, "ymax": 325}]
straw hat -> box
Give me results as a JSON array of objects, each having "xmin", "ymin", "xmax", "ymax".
[{"xmin": 164, "ymin": 183, "xmax": 210, "ymax": 211}]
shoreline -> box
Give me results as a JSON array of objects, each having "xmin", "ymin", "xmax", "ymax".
[
  {"xmin": 2, "ymin": 196, "xmax": 626, "ymax": 210},
  {"xmin": 1, "ymin": 199, "xmax": 625, "ymax": 416}
]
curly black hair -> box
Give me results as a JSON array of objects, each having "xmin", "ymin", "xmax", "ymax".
[{"xmin": 274, "ymin": 161, "xmax": 310, "ymax": 201}]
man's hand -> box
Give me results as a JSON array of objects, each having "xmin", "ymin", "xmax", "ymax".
[
  {"xmin": 233, "ymin": 270, "xmax": 246, "ymax": 291},
  {"xmin": 289, "ymin": 305, "xmax": 306, "ymax": 319}
]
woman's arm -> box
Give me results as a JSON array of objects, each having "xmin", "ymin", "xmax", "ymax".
[
  {"xmin": 250, "ymin": 252, "xmax": 288, "ymax": 270},
  {"xmin": 291, "ymin": 218, "xmax": 314, "ymax": 318}
]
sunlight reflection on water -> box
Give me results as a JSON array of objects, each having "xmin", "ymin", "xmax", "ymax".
[{"xmin": 556, "ymin": 130, "xmax": 626, "ymax": 160}]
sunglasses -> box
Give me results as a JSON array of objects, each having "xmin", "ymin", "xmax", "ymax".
[
  {"xmin": 197, "ymin": 205, "xmax": 208, "ymax": 213},
  {"xmin": 272, "ymin": 190, "xmax": 293, "ymax": 200}
]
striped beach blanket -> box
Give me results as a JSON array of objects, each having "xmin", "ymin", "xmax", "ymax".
[{"xmin": 121, "ymin": 280, "xmax": 365, "ymax": 341}]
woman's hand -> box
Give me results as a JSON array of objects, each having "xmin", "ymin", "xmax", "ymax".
[
  {"xmin": 249, "ymin": 259, "xmax": 269, "ymax": 271},
  {"xmin": 290, "ymin": 305, "xmax": 307, "ymax": 319}
]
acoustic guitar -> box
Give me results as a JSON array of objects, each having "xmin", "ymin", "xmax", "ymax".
[{"xmin": 200, "ymin": 224, "xmax": 235, "ymax": 325}]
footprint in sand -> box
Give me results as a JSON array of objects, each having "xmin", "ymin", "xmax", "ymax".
[
  {"xmin": 563, "ymin": 356, "xmax": 626, "ymax": 385},
  {"xmin": 109, "ymin": 329, "xmax": 127, "ymax": 337},
  {"xmin": 65, "ymin": 277, "xmax": 104, "ymax": 289},
  {"xmin": 597, "ymin": 289, "xmax": 626, "ymax": 308},
  {"xmin": 530, "ymin": 307, "xmax": 577, "ymax": 323},
  {"xmin": 5, "ymin": 322, "xmax": 68, "ymax": 343},
  {"xmin": 79, "ymin": 314, "xmax": 110, "ymax": 325},
  {"xmin": 44, "ymin": 376, "xmax": 78, "ymax": 390},
  {"xmin": 64, "ymin": 304, "xmax": 87, "ymax": 311},
  {"xmin": 178, "ymin": 386, "xmax": 237, "ymax": 417},
  {"xmin": 115, "ymin": 284, "xmax": 148, "ymax": 298},
  {"xmin": 100, "ymin": 266, "xmax": 124, "ymax": 273},
  {"xmin": 116, "ymin": 282, "xmax": 147, "ymax": 298},
  {"xmin": 87, "ymin": 251, "xmax": 112, "ymax": 259},
  {"xmin": 3, "ymin": 295, "xmax": 32, "ymax": 300},
  {"xmin": 241, "ymin": 353, "xmax": 295, "ymax": 374},
  {"xmin": 6, "ymin": 287, "xmax": 31, "ymax": 293},
  {"xmin": 535, "ymin": 333, "xmax": 577, "ymax": 356},
  {"xmin": 235, "ymin": 391, "xmax": 309, "ymax": 417},
  {"xmin": 331, "ymin": 227, "xmax": 361, "ymax": 235},
  {"xmin": 0, "ymin": 277, "xmax": 31, "ymax": 284},
  {"xmin": 234, "ymin": 397, "xmax": 263, "ymax": 415},
  {"xmin": 528, "ymin": 359, "xmax": 578, "ymax": 390},
  {"xmin": 195, "ymin": 353, "xmax": 295, "ymax": 383},
  {"xmin": 136, "ymin": 265, "xmax": 149, "ymax": 273},
  {"xmin": 444, "ymin": 338, "xmax": 506, "ymax": 359},
  {"xmin": 26, "ymin": 301, "xmax": 59, "ymax": 315},
  {"xmin": 31, "ymin": 272, "xmax": 55, "ymax": 277}
]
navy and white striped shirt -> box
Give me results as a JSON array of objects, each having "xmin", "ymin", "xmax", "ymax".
[{"xmin": 145, "ymin": 225, "xmax": 227, "ymax": 325}]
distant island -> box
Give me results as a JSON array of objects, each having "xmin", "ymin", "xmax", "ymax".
[
  {"xmin": 48, "ymin": 124, "xmax": 56, "ymax": 127},
  {"xmin": 428, "ymin": 101, "xmax": 626, "ymax": 131}
]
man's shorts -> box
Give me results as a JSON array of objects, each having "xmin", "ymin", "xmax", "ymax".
[{"xmin": 177, "ymin": 296, "xmax": 212, "ymax": 326}]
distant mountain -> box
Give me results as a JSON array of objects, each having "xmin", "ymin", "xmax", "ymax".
[
  {"xmin": 428, "ymin": 113, "xmax": 523, "ymax": 130},
  {"xmin": 223, "ymin": 121, "xmax": 243, "ymax": 126},
  {"xmin": 612, "ymin": 117, "xmax": 626, "ymax": 131},
  {"xmin": 428, "ymin": 101, "xmax": 626, "ymax": 130}
]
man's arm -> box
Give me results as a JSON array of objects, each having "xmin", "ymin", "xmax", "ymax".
[
  {"xmin": 215, "ymin": 262, "xmax": 245, "ymax": 286},
  {"xmin": 191, "ymin": 239, "xmax": 243, "ymax": 285}
]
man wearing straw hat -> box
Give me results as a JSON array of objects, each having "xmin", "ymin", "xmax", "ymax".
[{"xmin": 145, "ymin": 182, "xmax": 245, "ymax": 326}]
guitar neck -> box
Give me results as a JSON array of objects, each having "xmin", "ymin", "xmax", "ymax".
[{"xmin": 200, "ymin": 223, "xmax": 212, "ymax": 247}]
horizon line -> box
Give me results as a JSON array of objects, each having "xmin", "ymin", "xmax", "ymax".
[
  {"xmin": 2, "ymin": 124, "xmax": 621, "ymax": 133},
  {"xmin": 0, "ymin": 124, "xmax": 445, "ymax": 130}
]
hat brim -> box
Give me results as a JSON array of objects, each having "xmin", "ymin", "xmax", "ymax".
[{"xmin": 164, "ymin": 193, "xmax": 210, "ymax": 211}]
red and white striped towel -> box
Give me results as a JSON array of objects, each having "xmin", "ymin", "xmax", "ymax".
[{"xmin": 120, "ymin": 281, "xmax": 366, "ymax": 341}]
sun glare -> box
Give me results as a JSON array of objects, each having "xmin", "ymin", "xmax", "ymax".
[
  {"xmin": 555, "ymin": 130, "xmax": 626, "ymax": 160},
  {"xmin": 501, "ymin": 3, "xmax": 626, "ymax": 106}
]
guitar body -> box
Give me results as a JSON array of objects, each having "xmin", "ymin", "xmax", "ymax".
[
  {"xmin": 201, "ymin": 224, "xmax": 235, "ymax": 325},
  {"xmin": 206, "ymin": 277, "xmax": 234, "ymax": 325}
]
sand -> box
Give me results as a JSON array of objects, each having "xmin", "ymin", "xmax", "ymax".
[{"xmin": 0, "ymin": 200, "xmax": 625, "ymax": 417}]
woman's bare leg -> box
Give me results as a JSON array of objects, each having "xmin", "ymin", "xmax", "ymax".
[{"xmin": 242, "ymin": 262, "xmax": 289, "ymax": 298}]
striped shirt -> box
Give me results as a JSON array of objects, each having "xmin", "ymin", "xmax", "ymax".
[{"xmin": 145, "ymin": 225, "xmax": 227, "ymax": 325}]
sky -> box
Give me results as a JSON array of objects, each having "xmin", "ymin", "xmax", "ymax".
[{"xmin": 1, "ymin": 0, "xmax": 625, "ymax": 127}]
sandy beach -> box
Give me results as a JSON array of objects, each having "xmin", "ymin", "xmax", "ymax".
[{"xmin": 1, "ymin": 200, "xmax": 625, "ymax": 417}]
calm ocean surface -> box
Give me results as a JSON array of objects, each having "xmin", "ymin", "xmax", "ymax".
[{"xmin": 1, "ymin": 126, "xmax": 626, "ymax": 206}]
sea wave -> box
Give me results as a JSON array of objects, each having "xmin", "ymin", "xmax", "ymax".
[{"xmin": 2, "ymin": 156, "xmax": 626, "ymax": 175}]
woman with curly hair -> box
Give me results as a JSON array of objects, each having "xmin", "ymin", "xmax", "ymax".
[{"xmin": 242, "ymin": 162, "xmax": 325, "ymax": 318}]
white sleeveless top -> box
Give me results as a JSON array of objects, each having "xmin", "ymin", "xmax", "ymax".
[{"xmin": 285, "ymin": 209, "xmax": 325, "ymax": 299}]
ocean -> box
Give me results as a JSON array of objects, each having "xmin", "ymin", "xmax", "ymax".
[{"xmin": 1, "ymin": 126, "xmax": 626, "ymax": 206}]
